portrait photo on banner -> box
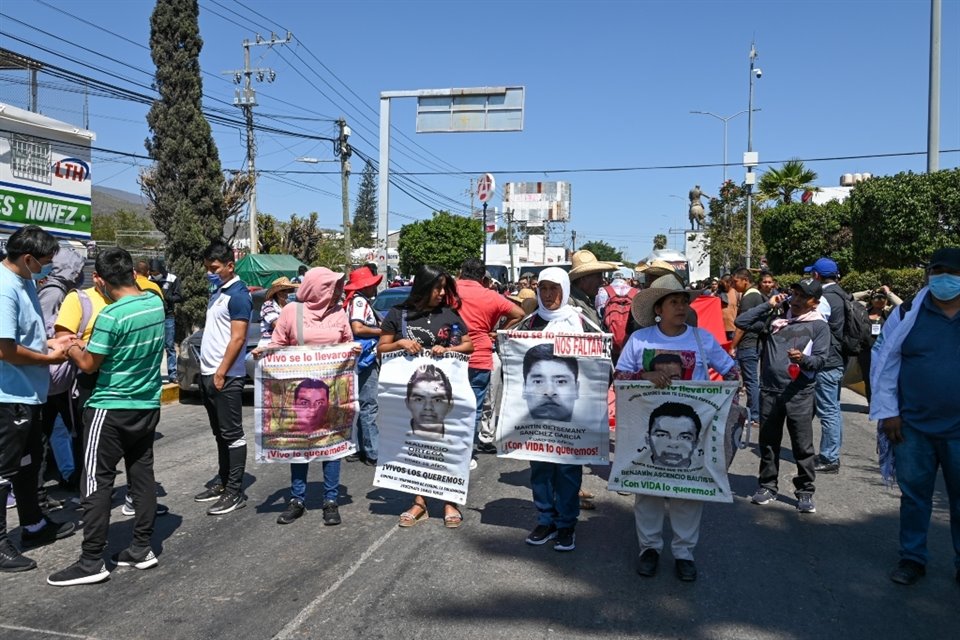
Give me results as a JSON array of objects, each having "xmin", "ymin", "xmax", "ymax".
[
  {"xmin": 496, "ymin": 331, "xmax": 612, "ymax": 465},
  {"xmin": 608, "ymin": 380, "xmax": 739, "ymax": 503},
  {"xmin": 373, "ymin": 351, "xmax": 475, "ymax": 505},
  {"xmin": 254, "ymin": 344, "xmax": 359, "ymax": 462}
]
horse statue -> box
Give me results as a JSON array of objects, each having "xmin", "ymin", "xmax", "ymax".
[{"xmin": 688, "ymin": 185, "xmax": 706, "ymax": 230}]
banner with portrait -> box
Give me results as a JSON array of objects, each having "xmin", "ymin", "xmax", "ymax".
[
  {"xmin": 254, "ymin": 344, "xmax": 359, "ymax": 463},
  {"xmin": 373, "ymin": 351, "xmax": 475, "ymax": 505},
  {"xmin": 496, "ymin": 331, "xmax": 613, "ymax": 465},
  {"xmin": 608, "ymin": 380, "xmax": 738, "ymax": 503}
]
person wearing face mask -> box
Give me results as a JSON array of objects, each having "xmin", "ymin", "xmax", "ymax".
[
  {"xmin": 194, "ymin": 240, "xmax": 252, "ymax": 516},
  {"xmin": 870, "ymin": 247, "xmax": 960, "ymax": 587},
  {"xmin": 515, "ymin": 267, "xmax": 602, "ymax": 553},
  {"xmin": 0, "ymin": 225, "xmax": 77, "ymax": 573}
]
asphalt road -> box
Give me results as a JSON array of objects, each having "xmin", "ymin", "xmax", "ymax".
[{"xmin": 2, "ymin": 388, "xmax": 957, "ymax": 640}]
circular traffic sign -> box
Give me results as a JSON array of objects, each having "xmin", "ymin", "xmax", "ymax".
[{"xmin": 477, "ymin": 173, "xmax": 495, "ymax": 203}]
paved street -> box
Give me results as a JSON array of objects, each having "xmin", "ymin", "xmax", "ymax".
[{"xmin": 2, "ymin": 388, "xmax": 957, "ymax": 640}]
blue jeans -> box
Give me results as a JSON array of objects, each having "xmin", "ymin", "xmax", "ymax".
[
  {"xmin": 815, "ymin": 366, "xmax": 845, "ymax": 463},
  {"xmin": 737, "ymin": 347, "xmax": 760, "ymax": 423},
  {"xmin": 356, "ymin": 366, "xmax": 380, "ymax": 460},
  {"xmin": 530, "ymin": 461, "xmax": 581, "ymax": 529},
  {"xmin": 895, "ymin": 424, "xmax": 960, "ymax": 569},
  {"xmin": 468, "ymin": 368, "xmax": 491, "ymax": 445},
  {"xmin": 164, "ymin": 316, "xmax": 177, "ymax": 380},
  {"xmin": 289, "ymin": 460, "xmax": 341, "ymax": 503}
]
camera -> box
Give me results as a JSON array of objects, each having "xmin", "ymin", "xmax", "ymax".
[{"xmin": 754, "ymin": 68, "xmax": 763, "ymax": 79}]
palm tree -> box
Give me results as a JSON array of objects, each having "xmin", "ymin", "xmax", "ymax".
[{"xmin": 758, "ymin": 159, "xmax": 818, "ymax": 204}]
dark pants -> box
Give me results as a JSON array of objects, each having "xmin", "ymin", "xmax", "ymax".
[
  {"xmin": 737, "ymin": 348, "xmax": 761, "ymax": 423},
  {"xmin": 356, "ymin": 365, "xmax": 380, "ymax": 460},
  {"xmin": 199, "ymin": 375, "xmax": 246, "ymax": 495},
  {"xmin": 530, "ymin": 461, "xmax": 582, "ymax": 529},
  {"xmin": 79, "ymin": 407, "xmax": 159, "ymax": 569},
  {"xmin": 758, "ymin": 386, "xmax": 816, "ymax": 495},
  {"xmin": 40, "ymin": 391, "xmax": 78, "ymax": 485},
  {"xmin": 0, "ymin": 403, "xmax": 45, "ymax": 545},
  {"xmin": 856, "ymin": 349, "xmax": 872, "ymax": 402}
]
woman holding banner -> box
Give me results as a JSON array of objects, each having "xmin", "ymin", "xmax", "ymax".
[
  {"xmin": 515, "ymin": 267, "xmax": 602, "ymax": 553},
  {"xmin": 254, "ymin": 267, "xmax": 358, "ymax": 527},
  {"xmin": 378, "ymin": 265, "xmax": 474, "ymax": 528},
  {"xmin": 615, "ymin": 274, "xmax": 737, "ymax": 582}
]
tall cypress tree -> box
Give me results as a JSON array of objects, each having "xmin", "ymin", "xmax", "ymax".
[
  {"xmin": 143, "ymin": 0, "xmax": 224, "ymax": 333},
  {"xmin": 351, "ymin": 162, "xmax": 378, "ymax": 248}
]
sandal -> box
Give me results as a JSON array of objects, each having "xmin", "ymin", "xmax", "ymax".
[
  {"xmin": 398, "ymin": 502, "xmax": 428, "ymax": 528},
  {"xmin": 579, "ymin": 489, "xmax": 596, "ymax": 510},
  {"xmin": 443, "ymin": 505, "xmax": 463, "ymax": 529}
]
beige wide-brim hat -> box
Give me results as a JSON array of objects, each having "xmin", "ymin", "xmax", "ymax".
[
  {"xmin": 568, "ymin": 250, "xmax": 617, "ymax": 281},
  {"xmin": 265, "ymin": 276, "xmax": 299, "ymax": 301},
  {"xmin": 631, "ymin": 274, "xmax": 699, "ymax": 328},
  {"xmin": 636, "ymin": 259, "xmax": 684, "ymax": 285}
]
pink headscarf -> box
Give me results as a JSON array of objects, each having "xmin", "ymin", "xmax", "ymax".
[{"xmin": 296, "ymin": 267, "xmax": 344, "ymax": 313}]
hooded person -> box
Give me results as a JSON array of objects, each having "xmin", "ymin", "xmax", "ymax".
[
  {"xmin": 37, "ymin": 247, "xmax": 85, "ymax": 339},
  {"xmin": 256, "ymin": 267, "xmax": 357, "ymax": 526}
]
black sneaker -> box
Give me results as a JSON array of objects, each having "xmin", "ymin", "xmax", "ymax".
[
  {"xmin": 21, "ymin": 520, "xmax": 76, "ymax": 549},
  {"xmin": 345, "ymin": 454, "xmax": 362, "ymax": 463},
  {"xmin": 47, "ymin": 561, "xmax": 109, "ymax": 587},
  {"xmin": 814, "ymin": 456, "xmax": 840, "ymax": 474},
  {"xmin": 525, "ymin": 523, "xmax": 558, "ymax": 546},
  {"xmin": 475, "ymin": 442, "xmax": 498, "ymax": 454},
  {"xmin": 277, "ymin": 499, "xmax": 305, "ymax": 525},
  {"xmin": 751, "ymin": 487, "xmax": 776, "ymax": 505},
  {"xmin": 675, "ymin": 559, "xmax": 697, "ymax": 582},
  {"xmin": 636, "ymin": 549, "xmax": 659, "ymax": 577},
  {"xmin": 553, "ymin": 527, "xmax": 576, "ymax": 552},
  {"xmin": 207, "ymin": 492, "xmax": 246, "ymax": 516},
  {"xmin": 112, "ymin": 547, "xmax": 159, "ymax": 570},
  {"xmin": 122, "ymin": 499, "xmax": 170, "ymax": 517},
  {"xmin": 0, "ymin": 539, "xmax": 37, "ymax": 573},
  {"xmin": 193, "ymin": 483, "xmax": 225, "ymax": 502},
  {"xmin": 362, "ymin": 458, "xmax": 378, "ymax": 467},
  {"xmin": 890, "ymin": 559, "xmax": 926, "ymax": 585},
  {"xmin": 322, "ymin": 500, "xmax": 342, "ymax": 526},
  {"xmin": 796, "ymin": 493, "xmax": 816, "ymax": 514},
  {"xmin": 37, "ymin": 494, "xmax": 64, "ymax": 512}
]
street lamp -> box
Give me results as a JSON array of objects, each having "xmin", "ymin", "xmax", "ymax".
[{"xmin": 690, "ymin": 109, "xmax": 751, "ymax": 185}]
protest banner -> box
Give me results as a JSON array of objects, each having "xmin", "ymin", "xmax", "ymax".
[
  {"xmin": 254, "ymin": 343, "xmax": 358, "ymax": 463},
  {"xmin": 608, "ymin": 380, "xmax": 739, "ymax": 503},
  {"xmin": 373, "ymin": 351, "xmax": 475, "ymax": 505},
  {"xmin": 496, "ymin": 331, "xmax": 612, "ymax": 465}
]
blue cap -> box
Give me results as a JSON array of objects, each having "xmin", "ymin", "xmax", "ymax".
[{"xmin": 806, "ymin": 257, "xmax": 839, "ymax": 278}]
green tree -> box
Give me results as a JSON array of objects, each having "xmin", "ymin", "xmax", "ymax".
[
  {"xmin": 351, "ymin": 162, "xmax": 377, "ymax": 248},
  {"xmin": 91, "ymin": 209, "xmax": 155, "ymax": 243},
  {"xmin": 397, "ymin": 211, "xmax": 483, "ymax": 276},
  {"xmin": 282, "ymin": 212, "xmax": 324, "ymax": 265},
  {"xmin": 143, "ymin": 0, "xmax": 225, "ymax": 333},
  {"xmin": 760, "ymin": 200, "xmax": 853, "ymax": 274},
  {"xmin": 653, "ymin": 234, "xmax": 668, "ymax": 251},
  {"xmin": 579, "ymin": 240, "xmax": 623, "ymax": 262},
  {"xmin": 850, "ymin": 168, "xmax": 960, "ymax": 269},
  {"xmin": 705, "ymin": 180, "xmax": 767, "ymax": 273},
  {"xmin": 257, "ymin": 213, "xmax": 285, "ymax": 255},
  {"xmin": 758, "ymin": 159, "xmax": 818, "ymax": 205}
]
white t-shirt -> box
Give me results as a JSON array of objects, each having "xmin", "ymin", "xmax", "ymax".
[
  {"xmin": 348, "ymin": 294, "xmax": 379, "ymax": 328},
  {"xmin": 616, "ymin": 324, "xmax": 735, "ymax": 380}
]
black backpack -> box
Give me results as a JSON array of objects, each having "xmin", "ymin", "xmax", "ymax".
[{"xmin": 825, "ymin": 286, "xmax": 870, "ymax": 356}]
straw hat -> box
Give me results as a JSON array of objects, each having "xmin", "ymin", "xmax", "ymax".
[
  {"xmin": 568, "ymin": 250, "xmax": 617, "ymax": 281},
  {"xmin": 631, "ymin": 274, "xmax": 699, "ymax": 328},
  {"xmin": 265, "ymin": 276, "xmax": 299, "ymax": 301},
  {"xmin": 636, "ymin": 259, "xmax": 684, "ymax": 285},
  {"xmin": 344, "ymin": 265, "xmax": 383, "ymax": 292}
]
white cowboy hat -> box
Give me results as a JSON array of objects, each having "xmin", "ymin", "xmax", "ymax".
[
  {"xmin": 568, "ymin": 250, "xmax": 617, "ymax": 281},
  {"xmin": 631, "ymin": 274, "xmax": 699, "ymax": 328}
]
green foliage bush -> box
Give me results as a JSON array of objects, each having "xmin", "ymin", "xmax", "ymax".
[
  {"xmin": 770, "ymin": 269, "xmax": 925, "ymax": 300},
  {"xmin": 397, "ymin": 211, "xmax": 483, "ymax": 276},
  {"xmin": 760, "ymin": 200, "xmax": 852, "ymax": 274}
]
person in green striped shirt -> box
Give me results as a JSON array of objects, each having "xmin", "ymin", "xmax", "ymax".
[{"xmin": 47, "ymin": 247, "xmax": 166, "ymax": 587}]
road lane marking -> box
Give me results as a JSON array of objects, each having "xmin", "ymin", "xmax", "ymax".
[
  {"xmin": 0, "ymin": 624, "xmax": 108, "ymax": 640},
  {"xmin": 272, "ymin": 524, "xmax": 399, "ymax": 639}
]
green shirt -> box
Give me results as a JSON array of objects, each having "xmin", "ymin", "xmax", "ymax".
[{"xmin": 86, "ymin": 292, "xmax": 165, "ymax": 409}]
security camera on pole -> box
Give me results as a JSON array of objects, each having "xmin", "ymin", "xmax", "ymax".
[
  {"xmin": 477, "ymin": 173, "xmax": 495, "ymax": 264},
  {"xmin": 744, "ymin": 42, "xmax": 762, "ymax": 268}
]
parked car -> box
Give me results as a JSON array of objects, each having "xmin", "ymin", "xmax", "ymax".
[
  {"xmin": 371, "ymin": 286, "xmax": 410, "ymax": 314},
  {"xmin": 177, "ymin": 289, "xmax": 266, "ymax": 391}
]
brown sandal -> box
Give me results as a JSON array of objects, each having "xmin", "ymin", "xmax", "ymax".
[{"xmin": 399, "ymin": 502, "xmax": 428, "ymax": 528}]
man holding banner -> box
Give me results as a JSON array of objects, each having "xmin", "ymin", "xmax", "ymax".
[
  {"xmin": 612, "ymin": 275, "xmax": 738, "ymax": 582},
  {"xmin": 502, "ymin": 268, "xmax": 610, "ymax": 553}
]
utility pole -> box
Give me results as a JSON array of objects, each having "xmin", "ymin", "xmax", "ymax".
[
  {"xmin": 336, "ymin": 118, "xmax": 353, "ymax": 272},
  {"xmin": 571, "ymin": 230, "xmax": 577, "ymax": 252},
  {"xmin": 506, "ymin": 209, "xmax": 516, "ymax": 282},
  {"xmin": 224, "ymin": 32, "xmax": 292, "ymax": 254},
  {"xmin": 928, "ymin": 0, "xmax": 941, "ymax": 173},
  {"xmin": 745, "ymin": 42, "xmax": 760, "ymax": 268}
]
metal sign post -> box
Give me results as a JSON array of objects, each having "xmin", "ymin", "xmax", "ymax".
[{"xmin": 477, "ymin": 172, "xmax": 495, "ymax": 265}]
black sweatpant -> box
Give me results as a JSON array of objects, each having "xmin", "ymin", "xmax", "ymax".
[
  {"xmin": 758, "ymin": 385, "xmax": 817, "ymax": 495},
  {"xmin": 199, "ymin": 375, "xmax": 246, "ymax": 495},
  {"xmin": 0, "ymin": 402, "xmax": 45, "ymax": 544},
  {"xmin": 80, "ymin": 407, "xmax": 159, "ymax": 569}
]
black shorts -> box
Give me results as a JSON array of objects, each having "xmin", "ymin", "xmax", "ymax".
[{"xmin": 0, "ymin": 402, "xmax": 41, "ymax": 481}]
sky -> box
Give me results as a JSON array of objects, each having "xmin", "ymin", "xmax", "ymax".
[{"xmin": 1, "ymin": 0, "xmax": 957, "ymax": 262}]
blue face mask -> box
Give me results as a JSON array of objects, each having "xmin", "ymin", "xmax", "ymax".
[
  {"xmin": 206, "ymin": 272, "xmax": 223, "ymax": 293},
  {"xmin": 30, "ymin": 258, "xmax": 54, "ymax": 281},
  {"xmin": 928, "ymin": 273, "xmax": 960, "ymax": 301}
]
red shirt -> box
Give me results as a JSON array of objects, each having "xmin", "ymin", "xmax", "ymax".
[{"xmin": 456, "ymin": 279, "xmax": 516, "ymax": 370}]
